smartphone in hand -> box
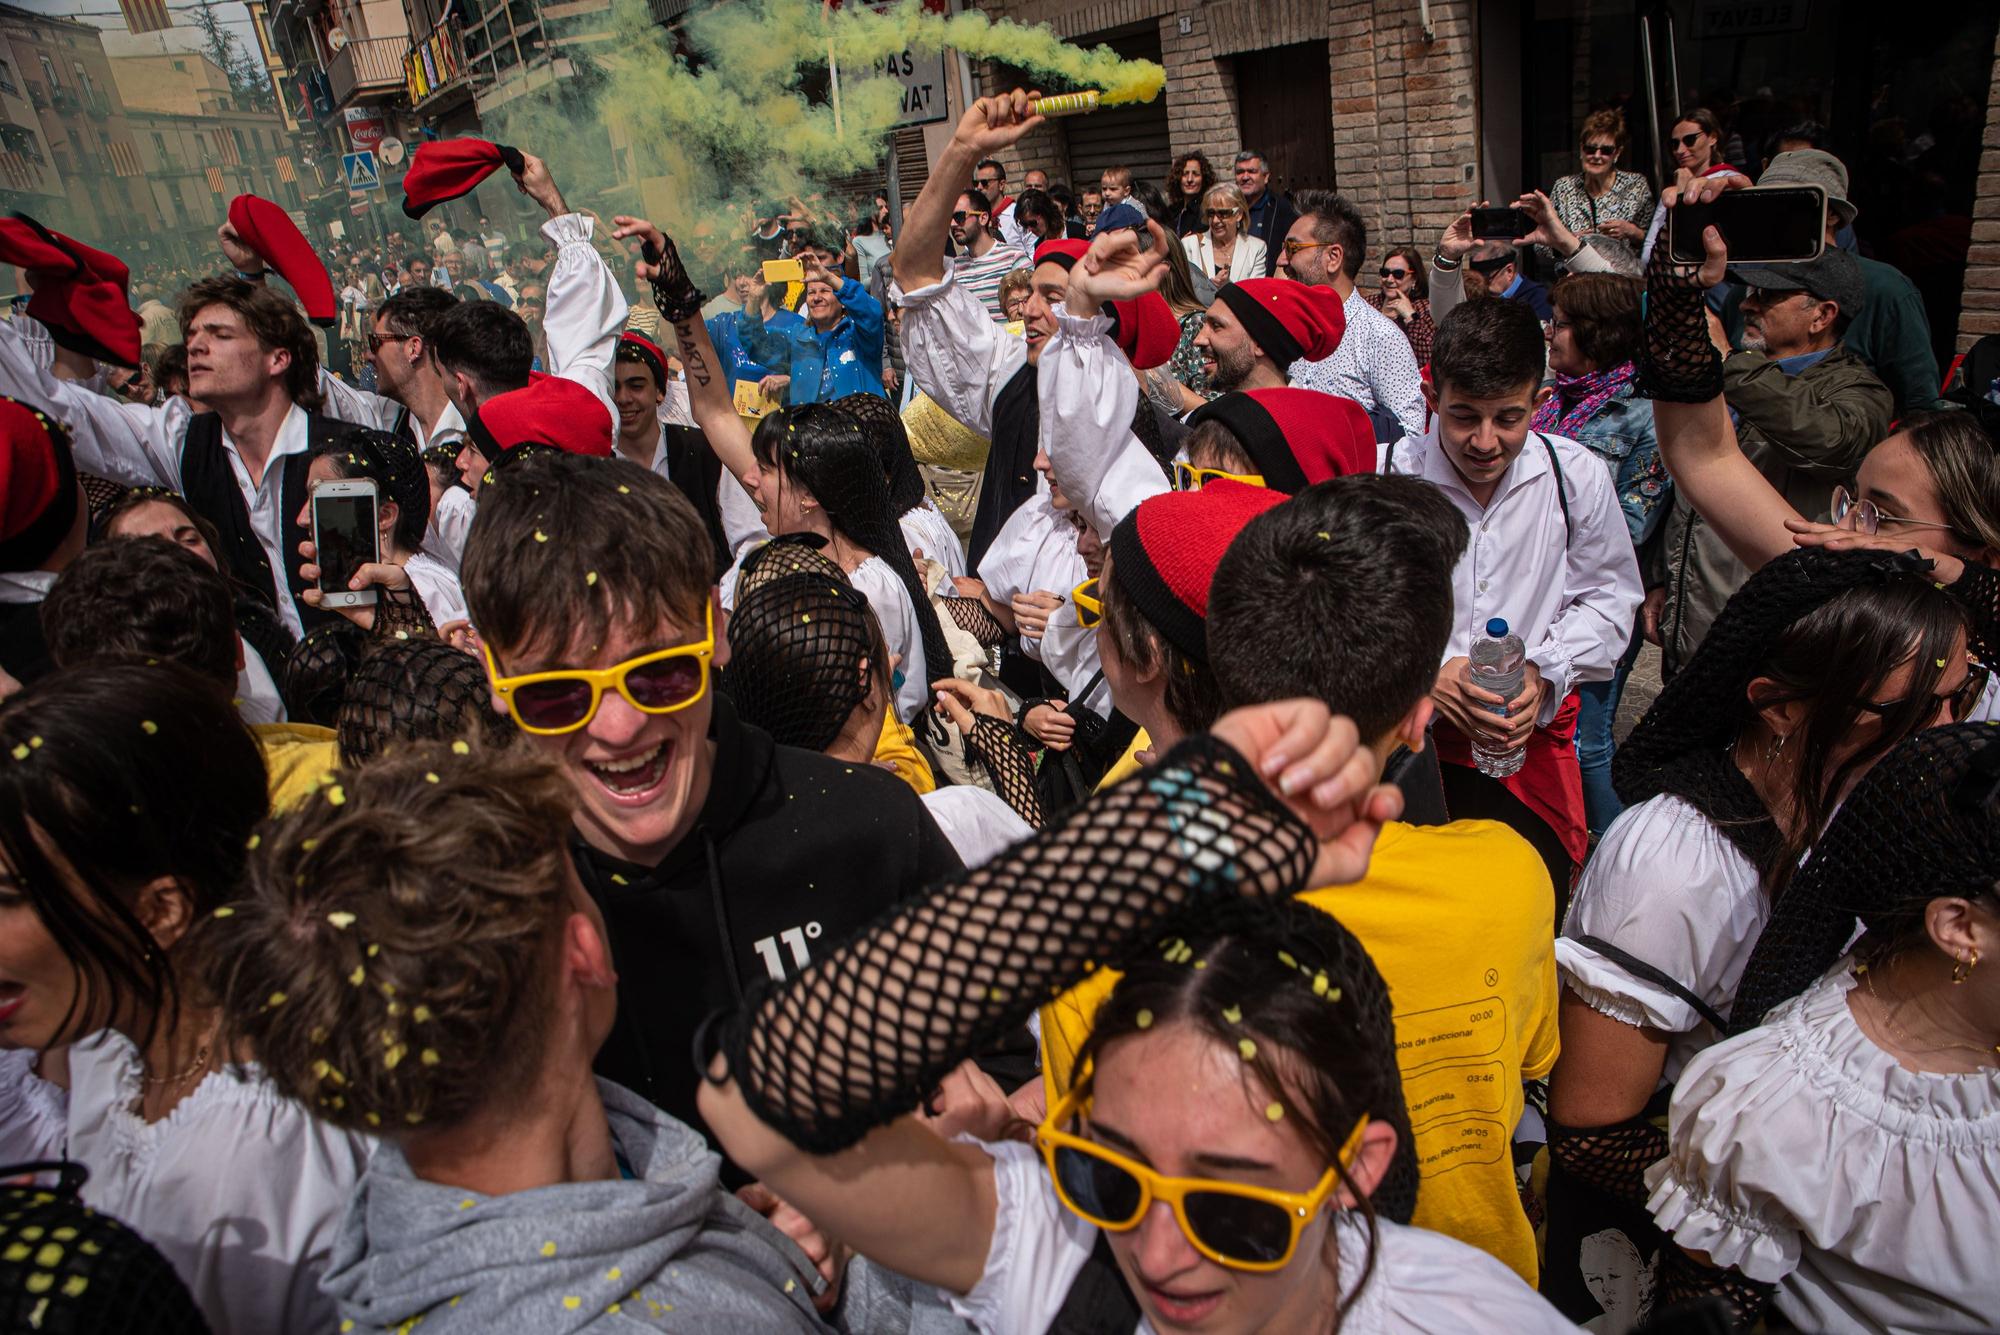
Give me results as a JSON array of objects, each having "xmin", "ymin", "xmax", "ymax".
[
  {"xmin": 1667, "ymin": 185, "xmax": 1826, "ymax": 265},
  {"xmin": 1469, "ymin": 207, "xmax": 1533, "ymax": 241},
  {"xmin": 312, "ymin": 479, "xmax": 380, "ymax": 609}
]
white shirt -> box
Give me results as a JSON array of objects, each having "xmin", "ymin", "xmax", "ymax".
[
  {"xmin": 1648, "ymin": 967, "xmax": 2000, "ymax": 1332},
  {"xmin": 715, "ymin": 471, "xmax": 769, "ymax": 612},
  {"xmin": 976, "ymin": 487, "xmax": 1112, "ymax": 720},
  {"xmin": 994, "ymin": 200, "xmax": 1036, "ymax": 260},
  {"xmin": 1557, "ymin": 794, "xmax": 1766, "ymax": 1082},
  {"xmin": 0, "ymin": 567, "xmax": 55, "ymax": 606},
  {"xmin": 615, "ymin": 424, "xmax": 678, "ymax": 481},
  {"xmin": 1290, "ymin": 287, "xmax": 1428, "ymax": 438},
  {"xmin": 405, "ymin": 548, "xmax": 468, "ymax": 626},
  {"xmin": 950, "ymin": 1137, "xmax": 1577, "ymax": 1334},
  {"xmin": 850, "ymin": 554, "xmax": 929, "ymax": 724},
  {"xmin": 1040, "ymin": 309, "xmax": 1169, "ymax": 540},
  {"xmin": 920, "ymin": 785, "xmax": 1032, "ymax": 868},
  {"xmin": 1386, "ymin": 425, "xmax": 1642, "ymax": 724},
  {"xmin": 0, "ymin": 1034, "xmax": 373, "ymax": 1335},
  {"xmin": 901, "ymin": 496, "xmax": 966, "ymax": 580},
  {"xmin": 425, "ymin": 484, "xmax": 476, "ymax": 576},
  {"xmin": 1182, "ymin": 232, "xmax": 1269, "ymax": 285},
  {"xmin": 236, "ymin": 639, "xmax": 287, "ymax": 724},
  {"xmin": 892, "ymin": 260, "xmax": 1029, "ymax": 440}
]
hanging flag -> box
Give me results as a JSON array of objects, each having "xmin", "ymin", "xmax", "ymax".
[
  {"xmin": 118, "ymin": 0, "xmax": 172, "ymax": 34},
  {"xmin": 276, "ymin": 155, "xmax": 297, "ymax": 183},
  {"xmin": 206, "ymin": 165, "xmax": 225, "ymax": 194}
]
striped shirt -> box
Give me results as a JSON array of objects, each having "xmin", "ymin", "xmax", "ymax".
[{"xmin": 954, "ymin": 243, "xmax": 1029, "ymax": 322}]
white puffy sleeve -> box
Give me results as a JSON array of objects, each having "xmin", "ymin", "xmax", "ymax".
[
  {"xmin": 1039, "ymin": 307, "xmax": 1169, "ymax": 540},
  {"xmin": 946, "ymin": 1138, "xmax": 1095, "ymax": 1335},
  {"xmin": 0, "ymin": 1047, "xmax": 67, "ymax": 1167},
  {"xmin": 540, "ymin": 212, "xmax": 627, "ymax": 423},
  {"xmin": 893, "ymin": 263, "xmax": 1026, "ymax": 440}
]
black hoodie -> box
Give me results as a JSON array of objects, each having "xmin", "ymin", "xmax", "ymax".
[{"xmin": 572, "ymin": 694, "xmax": 962, "ymax": 1171}]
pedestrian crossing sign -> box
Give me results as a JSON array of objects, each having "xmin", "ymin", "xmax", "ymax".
[{"xmin": 343, "ymin": 151, "xmax": 380, "ymax": 193}]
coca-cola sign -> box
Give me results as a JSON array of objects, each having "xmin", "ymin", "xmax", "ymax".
[{"xmin": 343, "ymin": 107, "xmax": 385, "ymax": 151}]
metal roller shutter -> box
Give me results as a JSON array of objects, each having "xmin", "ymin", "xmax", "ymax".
[{"xmin": 1062, "ymin": 28, "xmax": 1169, "ymax": 193}]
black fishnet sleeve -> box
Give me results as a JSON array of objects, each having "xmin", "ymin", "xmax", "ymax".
[
  {"xmin": 1636, "ymin": 238, "xmax": 1725, "ymax": 404},
  {"xmin": 644, "ymin": 230, "xmax": 709, "ymax": 325},
  {"xmin": 1945, "ymin": 559, "xmax": 2000, "ymax": 665},
  {"xmin": 940, "ymin": 593, "xmax": 1005, "ymax": 649},
  {"xmin": 1546, "ymin": 1112, "xmax": 1668, "ymax": 1211},
  {"xmin": 1657, "ymin": 1245, "xmax": 1775, "ymax": 1331},
  {"xmin": 712, "ymin": 733, "xmax": 1315, "ymax": 1153},
  {"xmin": 965, "ymin": 712, "xmax": 1046, "ymax": 828}
]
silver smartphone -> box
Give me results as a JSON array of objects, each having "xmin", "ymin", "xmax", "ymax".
[{"xmin": 311, "ymin": 478, "xmax": 380, "ymax": 609}]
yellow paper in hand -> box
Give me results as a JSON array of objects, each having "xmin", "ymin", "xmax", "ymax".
[{"xmin": 733, "ymin": 379, "xmax": 781, "ymax": 419}]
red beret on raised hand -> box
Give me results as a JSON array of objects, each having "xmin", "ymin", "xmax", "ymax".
[
  {"xmin": 1188, "ymin": 387, "xmax": 1376, "ymax": 494},
  {"xmin": 468, "ymin": 373, "xmax": 613, "ymax": 462},
  {"xmin": 402, "ymin": 138, "xmax": 525, "ymax": 220},
  {"xmin": 228, "ymin": 194, "xmax": 336, "ymax": 327},
  {"xmin": 0, "ymin": 214, "xmax": 140, "ymax": 367},
  {"xmin": 1216, "ymin": 279, "xmax": 1346, "ymax": 369}
]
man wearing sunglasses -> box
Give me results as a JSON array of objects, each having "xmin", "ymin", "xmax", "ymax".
[
  {"xmin": 1653, "ymin": 245, "xmax": 1893, "ymax": 676},
  {"xmin": 946, "ymin": 186, "xmax": 1030, "ymax": 323},
  {"xmin": 461, "ymin": 452, "xmax": 961, "ymax": 1168}
]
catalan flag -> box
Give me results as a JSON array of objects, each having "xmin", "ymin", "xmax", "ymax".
[
  {"xmin": 118, "ymin": 0, "xmax": 172, "ymax": 34},
  {"xmin": 206, "ymin": 165, "xmax": 225, "ymax": 194}
]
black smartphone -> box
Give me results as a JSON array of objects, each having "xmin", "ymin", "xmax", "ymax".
[
  {"xmin": 1668, "ymin": 185, "xmax": 1826, "ymax": 265},
  {"xmin": 311, "ymin": 480, "xmax": 380, "ymax": 609},
  {"xmin": 1469, "ymin": 207, "xmax": 1532, "ymax": 241}
]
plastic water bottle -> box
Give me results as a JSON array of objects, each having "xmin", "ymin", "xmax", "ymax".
[{"xmin": 1466, "ymin": 618, "xmax": 1526, "ymax": 779}]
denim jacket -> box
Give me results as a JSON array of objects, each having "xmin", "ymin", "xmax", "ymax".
[{"xmin": 1566, "ymin": 385, "xmax": 1668, "ymax": 546}]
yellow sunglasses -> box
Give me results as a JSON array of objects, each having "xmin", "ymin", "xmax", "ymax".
[
  {"xmin": 1036, "ymin": 1082, "xmax": 1368, "ymax": 1272},
  {"xmin": 1173, "ymin": 460, "xmax": 1266, "ymax": 492},
  {"xmin": 483, "ymin": 602, "xmax": 715, "ymax": 736},
  {"xmin": 1072, "ymin": 577, "xmax": 1104, "ymax": 629}
]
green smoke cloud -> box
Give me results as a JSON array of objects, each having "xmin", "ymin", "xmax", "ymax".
[{"xmin": 483, "ymin": 0, "xmax": 1164, "ymax": 278}]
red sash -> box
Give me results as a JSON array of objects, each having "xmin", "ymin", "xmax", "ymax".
[{"xmin": 1433, "ymin": 692, "xmax": 1588, "ymax": 870}]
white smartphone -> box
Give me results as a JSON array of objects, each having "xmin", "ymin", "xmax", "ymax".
[{"xmin": 311, "ymin": 479, "xmax": 380, "ymax": 609}]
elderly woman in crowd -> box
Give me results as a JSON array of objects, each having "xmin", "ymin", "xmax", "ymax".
[
  {"xmin": 1546, "ymin": 109, "xmax": 1654, "ymax": 274},
  {"xmin": 1183, "ymin": 183, "xmax": 1267, "ymax": 286}
]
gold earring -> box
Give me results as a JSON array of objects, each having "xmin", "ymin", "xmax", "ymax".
[
  {"xmin": 1765, "ymin": 732, "xmax": 1789, "ymax": 764},
  {"xmin": 1952, "ymin": 949, "xmax": 1978, "ymax": 984}
]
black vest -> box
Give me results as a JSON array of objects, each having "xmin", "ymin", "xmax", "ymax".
[
  {"xmin": 0, "ymin": 599, "xmax": 52, "ymax": 685},
  {"xmin": 178, "ymin": 411, "xmax": 363, "ymax": 633},
  {"xmin": 968, "ymin": 361, "xmax": 1040, "ymax": 570},
  {"xmin": 661, "ymin": 425, "xmax": 735, "ymax": 582}
]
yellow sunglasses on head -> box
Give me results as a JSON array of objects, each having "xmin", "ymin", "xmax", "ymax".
[
  {"xmin": 1036, "ymin": 1082, "xmax": 1368, "ymax": 1272},
  {"xmin": 1173, "ymin": 459, "xmax": 1266, "ymax": 493},
  {"xmin": 1072, "ymin": 577, "xmax": 1104, "ymax": 629},
  {"xmin": 483, "ymin": 602, "xmax": 715, "ymax": 736}
]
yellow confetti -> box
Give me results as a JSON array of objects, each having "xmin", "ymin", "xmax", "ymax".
[
  {"xmin": 1278, "ymin": 951, "xmax": 1297, "ymax": 969},
  {"xmin": 326, "ymin": 784, "xmax": 346, "ymax": 806},
  {"xmin": 388, "ymin": 1001, "xmax": 405, "ymax": 1017},
  {"xmin": 425, "ymin": 772, "xmax": 440, "ymax": 784},
  {"xmin": 266, "ymin": 991, "xmax": 287, "ymax": 1009},
  {"xmin": 606, "ymin": 1267, "xmax": 622, "ymax": 1281},
  {"xmin": 541, "ymin": 1241, "xmax": 559, "ymax": 1258},
  {"xmin": 348, "ymin": 965, "xmax": 366, "ymax": 986},
  {"xmin": 1135, "ymin": 1008, "xmax": 1154, "ymax": 1029},
  {"xmin": 27, "ymin": 736, "xmax": 39, "ymax": 748},
  {"xmin": 617, "ymin": 484, "xmax": 630, "ymax": 494},
  {"xmin": 563, "ymin": 1296, "xmax": 581, "ymax": 1310},
  {"xmin": 586, "ymin": 571, "xmax": 599, "ymax": 586},
  {"xmin": 368, "ymin": 944, "xmax": 380, "ymax": 957},
  {"xmin": 534, "ymin": 531, "xmax": 549, "ymax": 543},
  {"xmin": 212, "ymin": 906, "xmax": 235, "ymax": 918},
  {"xmin": 1326, "ymin": 988, "xmax": 1342, "ymax": 1002},
  {"xmin": 247, "ymin": 834, "xmax": 260, "ymax": 849},
  {"xmin": 1937, "ymin": 657, "xmax": 1950, "ymax": 668},
  {"xmin": 342, "ymin": 1323, "xmax": 355, "ymax": 1333},
  {"xmin": 8, "ymin": 745, "xmax": 26, "ymax": 761},
  {"xmin": 139, "ymin": 719, "xmax": 160, "ymax": 736},
  {"xmin": 421, "ymin": 1049, "xmax": 440, "ymax": 1066},
  {"xmin": 406, "ymin": 1111, "xmax": 424, "ymax": 1124},
  {"xmin": 1222, "ymin": 1005, "xmax": 1242, "ymax": 1024},
  {"xmin": 413, "ymin": 1006, "xmax": 433, "ymax": 1023},
  {"xmin": 327, "ymin": 911, "xmax": 357, "ymax": 929},
  {"xmin": 785, "ymin": 1279, "xmax": 797, "ymax": 1293},
  {"xmin": 1312, "ymin": 972, "xmax": 1329, "ymax": 997},
  {"xmin": 365, "ymin": 1111, "xmax": 381, "ymax": 1126},
  {"xmin": 1238, "ymin": 1038, "xmax": 1257, "ymax": 1060},
  {"xmin": 459, "ymin": 1199, "xmax": 475, "ymax": 1211},
  {"xmin": 310, "ymin": 1026, "xmax": 328, "ymax": 1044},
  {"xmin": 1265, "ymin": 1101, "xmax": 1285, "ymax": 1121},
  {"xmin": 452, "ymin": 740, "xmax": 470, "ymax": 755},
  {"xmin": 610, "ymin": 873, "xmax": 629, "ymax": 886}
]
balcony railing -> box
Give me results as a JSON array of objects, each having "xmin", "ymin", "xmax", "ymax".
[
  {"xmin": 327, "ymin": 35, "xmax": 409, "ymax": 106},
  {"xmin": 405, "ymin": 25, "xmax": 472, "ymax": 111}
]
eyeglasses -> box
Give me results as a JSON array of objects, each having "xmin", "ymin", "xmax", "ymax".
[
  {"xmin": 1675, "ymin": 132, "xmax": 1706, "ymax": 149},
  {"xmin": 1072, "ymin": 577, "xmax": 1103, "ymax": 629},
  {"xmin": 1858, "ymin": 654, "xmax": 1990, "ymax": 722},
  {"xmin": 1279, "ymin": 239, "xmax": 1332, "ymax": 259},
  {"xmin": 1830, "ymin": 486, "xmax": 1959, "ymax": 539},
  {"xmin": 1206, "ymin": 208, "xmax": 1240, "ymax": 219},
  {"xmin": 951, "ymin": 211, "xmax": 984, "ymax": 224},
  {"xmin": 1037, "ymin": 1083, "xmax": 1369, "ymax": 1272},
  {"xmin": 1582, "ymin": 142, "xmax": 1619, "ymax": 157},
  {"xmin": 366, "ymin": 331, "xmax": 412, "ymax": 353},
  {"xmin": 1173, "ymin": 460, "xmax": 1266, "ymax": 493},
  {"xmin": 483, "ymin": 602, "xmax": 715, "ymax": 735},
  {"xmin": 1378, "ymin": 267, "xmax": 1410, "ymax": 279},
  {"xmin": 975, "ymin": 178, "xmax": 1001, "ymax": 189}
]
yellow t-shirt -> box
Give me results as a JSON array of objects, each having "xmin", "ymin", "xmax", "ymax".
[
  {"xmin": 873, "ymin": 711, "xmax": 936, "ymax": 795},
  {"xmin": 1095, "ymin": 728, "xmax": 1151, "ymax": 791},
  {"xmin": 1039, "ymin": 818, "xmax": 1559, "ymax": 1284},
  {"xmin": 254, "ymin": 723, "xmax": 339, "ymax": 812}
]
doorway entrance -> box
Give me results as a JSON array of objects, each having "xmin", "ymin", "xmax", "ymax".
[{"xmin": 1234, "ymin": 42, "xmax": 1335, "ymax": 195}]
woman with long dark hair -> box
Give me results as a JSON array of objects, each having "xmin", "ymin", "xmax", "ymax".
[
  {"xmin": 1168, "ymin": 151, "xmax": 1216, "ymax": 238},
  {"xmin": 1646, "ymin": 723, "xmax": 2000, "ymax": 1330},
  {"xmin": 696, "ymin": 698, "xmax": 1572, "ymax": 1333},
  {"xmin": 0, "ymin": 663, "xmax": 370, "ymax": 1334},
  {"xmin": 830, "ymin": 389, "xmax": 966, "ymax": 580}
]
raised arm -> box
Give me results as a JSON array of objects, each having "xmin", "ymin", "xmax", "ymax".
[
  {"xmin": 521, "ymin": 154, "xmax": 628, "ymax": 413},
  {"xmin": 0, "ymin": 317, "xmax": 185, "ymax": 488},
  {"xmin": 697, "ymin": 700, "xmax": 1397, "ymax": 1293},
  {"xmin": 1641, "ymin": 179, "xmax": 1810, "ymax": 571},
  {"xmin": 615, "ymin": 215, "xmax": 759, "ymax": 489}
]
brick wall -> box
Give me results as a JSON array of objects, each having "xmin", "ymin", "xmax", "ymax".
[
  {"xmin": 1958, "ymin": 22, "xmax": 2000, "ymax": 352},
  {"xmin": 963, "ymin": 0, "xmax": 1483, "ymax": 263}
]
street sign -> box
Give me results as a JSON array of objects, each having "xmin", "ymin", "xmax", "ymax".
[
  {"xmin": 378, "ymin": 137, "xmax": 406, "ymax": 167},
  {"xmin": 875, "ymin": 48, "xmax": 949, "ymax": 126},
  {"xmin": 343, "ymin": 150, "xmax": 380, "ymax": 193}
]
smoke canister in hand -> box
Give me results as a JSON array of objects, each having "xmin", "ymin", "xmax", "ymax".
[{"xmin": 1032, "ymin": 91, "xmax": 1102, "ymax": 118}]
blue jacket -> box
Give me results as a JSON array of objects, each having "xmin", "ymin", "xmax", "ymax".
[
  {"xmin": 708, "ymin": 306, "xmax": 804, "ymax": 393},
  {"xmin": 1566, "ymin": 382, "xmax": 1668, "ymax": 545},
  {"xmin": 785, "ymin": 277, "xmax": 887, "ymax": 403}
]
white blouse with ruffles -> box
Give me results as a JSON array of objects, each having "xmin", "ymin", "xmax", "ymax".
[
  {"xmin": 1647, "ymin": 967, "xmax": 2000, "ymax": 1332},
  {"xmin": 1557, "ymin": 793, "xmax": 1767, "ymax": 1081},
  {"xmin": 0, "ymin": 1031, "xmax": 372, "ymax": 1335}
]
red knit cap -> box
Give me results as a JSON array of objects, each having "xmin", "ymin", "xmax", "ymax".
[
  {"xmin": 0, "ymin": 215, "xmax": 140, "ymax": 367},
  {"xmin": 1107, "ymin": 479, "xmax": 1286, "ymax": 664},
  {"xmin": 617, "ymin": 331, "xmax": 669, "ymax": 389},
  {"xmin": 401, "ymin": 138, "xmax": 525, "ymax": 220},
  {"xmin": 468, "ymin": 374, "xmax": 613, "ymax": 461},
  {"xmin": 1187, "ymin": 387, "xmax": 1377, "ymax": 493},
  {"xmin": 0, "ymin": 395, "xmax": 77, "ymax": 574},
  {"xmin": 1215, "ymin": 278, "xmax": 1345, "ymax": 369},
  {"xmin": 228, "ymin": 194, "xmax": 336, "ymax": 327}
]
